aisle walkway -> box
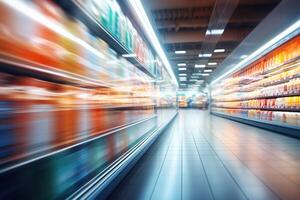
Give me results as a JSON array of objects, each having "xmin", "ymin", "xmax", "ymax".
[{"xmin": 107, "ymin": 110, "xmax": 300, "ymax": 200}]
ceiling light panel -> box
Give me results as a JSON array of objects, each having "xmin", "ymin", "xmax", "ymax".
[
  {"xmin": 206, "ymin": 29, "xmax": 224, "ymax": 35},
  {"xmin": 178, "ymin": 68, "xmax": 186, "ymax": 71},
  {"xmin": 214, "ymin": 49, "xmax": 225, "ymax": 53},
  {"xmin": 175, "ymin": 50, "xmax": 186, "ymax": 54},
  {"xmin": 177, "ymin": 63, "xmax": 186, "ymax": 66},
  {"xmin": 204, "ymin": 69, "xmax": 213, "ymax": 72},
  {"xmin": 195, "ymin": 64, "xmax": 206, "ymax": 68},
  {"xmin": 201, "ymin": 73, "xmax": 210, "ymax": 76},
  {"xmin": 198, "ymin": 54, "xmax": 212, "ymax": 57},
  {"xmin": 208, "ymin": 62, "xmax": 217, "ymax": 66}
]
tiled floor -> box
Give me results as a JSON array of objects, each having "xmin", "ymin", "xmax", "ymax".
[{"xmin": 107, "ymin": 109, "xmax": 300, "ymax": 200}]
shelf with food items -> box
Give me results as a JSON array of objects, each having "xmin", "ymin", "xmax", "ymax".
[
  {"xmin": 0, "ymin": 70, "xmax": 156, "ymax": 167},
  {"xmin": 212, "ymin": 58, "xmax": 300, "ymax": 97},
  {"xmin": 211, "ymin": 108, "xmax": 300, "ymax": 138},
  {"xmin": 221, "ymin": 35, "xmax": 300, "ymax": 88},
  {"xmin": 222, "ymin": 55, "xmax": 300, "ymax": 89},
  {"xmin": 0, "ymin": 0, "xmax": 156, "ymax": 93},
  {"xmin": 212, "ymin": 35, "xmax": 300, "ymax": 99},
  {"xmin": 213, "ymin": 77, "xmax": 300, "ymax": 102},
  {"xmin": 212, "ymin": 95, "xmax": 300, "ymax": 111},
  {"xmin": 54, "ymin": 0, "xmax": 156, "ymax": 78},
  {"xmin": 211, "ymin": 35, "xmax": 300, "ymax": 135}
]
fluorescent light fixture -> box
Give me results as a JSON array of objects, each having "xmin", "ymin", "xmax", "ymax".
[
  {"xmin": 204, "ymin": 69, "xmax": 213, "ymax": 72},
  {"xmin": 179, "ymin": 77, "xmax": 187, "ymax": 81},
  {"xmin": 206, "ymin": 29, "xmax": 224, "ymax": 35},
  {"xmin": 128, "ymin": 0, "xmax": 178, "ymax": 86},
  {"xmin": 211, "ymin": 19, "xmax": 300, "ymax": 85},
  {"xmin": 122, "ymin": 53, "xmax": 137, "ymax": 58},
  {"xmin": 178, "ymin": 68, "xmax": 186, "ymax": 71},
  {"xmin": 195, "ymin": 64, "xmax": 206, "ymax": 68},
  {"xmin": 189, "ymin": 79, "xmax": 197, "ymax": 82},
  {"xmin": 198, "ymin": 54, "xmax": 212, "ymax": 57},
  {"xmin": 175, "ymin": 50, "xmax": 186, "ymax": 54},
  {"xmin": 193, "ymin": 73, "xmax": 202, "ymax": 75},
  {"xmin": 177, "ymin": 63, "xmax": 186, "ymax": 66},
  {"xmin": 179, "ymin": 73, "xmax": 187, "ymax": 76},
  {"xmin": 214, "ymin": 49, "xmax": 225, "ymax": 53},
  {"xmin": 208, "ymin": 62, "xmax": 217, "ymax": 66},
  {"xmin": 201, "ymin": 73, "xmax": 210, "ymax": 76},
  {"xmin": 240, "ymin": 55, "xmax": 248, "ymax": 59}
]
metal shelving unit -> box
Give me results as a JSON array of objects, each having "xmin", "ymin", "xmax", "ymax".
[
  {"xmin": 54, "ymin": 0, "xmax": 155, "ymax": 79},
  {"xmin": 211, "ymin": 112, "xmax": 300, "ymax": 138}
]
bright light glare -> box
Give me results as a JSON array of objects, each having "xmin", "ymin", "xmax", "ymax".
[
  {"xmin": 195, "ymin": 64, "xmax": 206, "ymax": 68},
  {"xmin": 211, "ymin": 19, "xmax": 300, "ymax": 85},
  {"xmin": 204, "ymin": 69, "xmax": 213, "ymax": 72},
  {"xmin": 177, "ymin": 63, "xmax": 186, "ymax": 66},
  {"xmin": 122, "ymin": 54, "xmax": 137, "ymax": 58},
  {"xmin": 214, "ymin": 49, "xmax": 225, "ymax": 53},
  {"xmin": 208, "ymin": 62, "xmax": 217, "ymax": 66},
  {"xmin": 175, "ymin": 50, "xmax": 186, "ymax": 54},
  {"xmin": 178, "ymin": 68, "xmax": 186, "ymax": 71},
  {"xmin": 128, "ymin": 0, "xmax": 178, "ymax": 86},
  {"xmin": 206, "ymin": 29, "xmax": 224, "ymax": 35},
  {"xmin": 198, "ymin": 54, "xmax": 212, "ymax": 57},
  {"xmin": 179, "ymin": 73, "xmax": 187, "ymax": 76}
]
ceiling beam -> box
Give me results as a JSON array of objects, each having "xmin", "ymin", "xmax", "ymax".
[{"xmin": 161, "ymin": 28, "xmax": 251, "ymax": 43}]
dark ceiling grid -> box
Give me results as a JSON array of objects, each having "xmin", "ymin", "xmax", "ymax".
[{"xmin": 144, "ymin": 0, "xmax": 281, "ymax": 88}]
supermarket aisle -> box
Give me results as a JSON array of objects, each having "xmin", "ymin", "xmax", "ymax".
[{"xmin": 107, "ymin": 109, "xmax": 300, "ymax": 200}]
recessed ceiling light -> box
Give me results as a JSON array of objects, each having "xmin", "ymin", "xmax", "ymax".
[
  {"xmin": 177, "ymin": 63, "xmax": 186, "ymax": 66},
  {"xmin": 206, "ymin": 29, "xmax": 224, "ymax": 35},
  {"xmin": 122, "ymin": 53, "xmax": 137, "ymax": 58},
  {"xmin": 240, "ymin": 55, "xmax": 248, "ymax": 59},
  {"xmin": 179, "ymin": 77, "xmax": 187, "ymax": 81},
  {"xmin": 208, "ymin": 62, "xmax": 217, "ymax": 66},
  {"xmin": 201, "ymin": 73, "xmax": 210, "ymax": 76},
  {"xmin": 214, "ymin": 49, "xmax": 225, "ymax": 53},
  {"xmin": 179, "ymin": 73, "xmax": 187, "ymax": 76},
  {"xmin": 178, "ymin": 68, "xmax": 186, "ymax": 71},
  {"xmin": 175, "ymin": 50, "xmax": 186, "ymax": 54},
  {"xmin": 204, "ymin": 69, "xmax": 213, "ymax": 72},
  {"xmin": 193, "ymin": 73, "xmax": 202, "ymax": 75},
  {"xmin": 190, "ymin": 79, "xmax": 197, "ymax": 82},
  {"xmin": 195, "ymin": 64, "xmax": 206, "ymax": 68},
  {"xmin": 198, "ymin": 54, "xmax": 212, "ymax": 57}
]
